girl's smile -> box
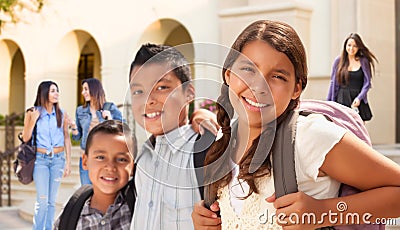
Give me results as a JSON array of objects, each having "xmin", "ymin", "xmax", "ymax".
[{"xmin": 225, "ymin": 40, "xmax": 301, "ymax": 130}]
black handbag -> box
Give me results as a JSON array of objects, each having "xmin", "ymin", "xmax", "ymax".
[{"xmin": 13, "ymin": 125, "xmax": 37, "ymax": 185}]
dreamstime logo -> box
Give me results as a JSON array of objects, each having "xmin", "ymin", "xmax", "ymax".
[
  {"xmin": 336, "ymin": 201, "xmax": 347, "ymax": 212},
  {"xmin": 257, "ymin": 201, "xmax": 387, "ymax": 226}
]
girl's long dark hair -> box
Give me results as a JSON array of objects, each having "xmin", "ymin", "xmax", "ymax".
[
  {"xmin": 336, "ymin": 33, "xmax": 378, "ymax": 85},
  {"xmin": 82, "ymin": 78, "xmax": 106, "ymax": 110},
  {"xmin": 204, "ymin": 20, "xmax": 308, "ymax": 205},
  {"xmin": 34, "ymin": 81, "xmax": 63, "ymax": 127}
]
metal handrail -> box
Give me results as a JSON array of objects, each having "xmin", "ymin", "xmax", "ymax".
[{"xmin": 0, "ymin": 112, "xmax": 23, "ymax": 207}]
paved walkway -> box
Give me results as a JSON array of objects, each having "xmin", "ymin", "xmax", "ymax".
[{"xmin": 0, "ymin": 207, "xmax": 31, "ymax": 230}]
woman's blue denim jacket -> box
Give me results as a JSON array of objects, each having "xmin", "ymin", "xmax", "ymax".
[{"xmin": 72, "ymin": 102, "xmax": 122, "ymax": 150}]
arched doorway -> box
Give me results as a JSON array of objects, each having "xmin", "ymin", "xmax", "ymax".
[
  {"xmin": 77, "ymin": 37, "xmax": 101, "ymax": 106},
  {"xmin": 137, "ymin": 19, "xmax": 194, "ymax": 72},
  {"xmin": 0, "ymin": 39, "xmax": 25, "ymax": 115},
  {"xmin": 47, "ymin": 30, "xmax": 101, "ymax": 114}
]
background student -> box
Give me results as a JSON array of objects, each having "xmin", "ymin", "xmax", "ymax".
[
  {"xmin": 327, "ymin": 33, "xmax": 378, "ymax": 122},
  {"xmin": 69, "ymin": 78, "xmax": 122, "ymax": 185},
  {"xmin": 22, "ymin": 80, "xmax": 71, "ymax": 230}
]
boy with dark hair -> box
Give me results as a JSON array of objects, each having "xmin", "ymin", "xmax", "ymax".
[
  {"xmin": 54, "ymin": 120, "xmax": 136, "ymax": 230},
  {"xmin": 129, "ymin": 43, "xmax": 214, "ymax": 230}
]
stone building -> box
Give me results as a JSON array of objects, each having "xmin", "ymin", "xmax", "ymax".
[{"xmin": 0, "ymin": 0, "xmax": 397, "ymax": 144}]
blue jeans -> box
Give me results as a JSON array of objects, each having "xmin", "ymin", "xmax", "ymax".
[
  {"xmin": 32, "ymin": 152, "xmax": 65, "ymax": 230},
  {"xmin": 79, "ymin": 157, "xmax": 91, "ymax": 185}
]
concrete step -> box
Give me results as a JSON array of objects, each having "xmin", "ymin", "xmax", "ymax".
[
  {"xmin": 16, "ymin": 188, "xmax": 77, "ymax": 223},
  {"xmin": 374, "ymin": 144, "xmax": 400, "ymax": 165},
  {"xmin": 1, "ymin": 194, "xmax": 20, "ymax": 207},
  {"xmin": 8, "ymin": 180, "xmax": 78, "ymax": 196},
  {"xmin": 6, "ymin": 146, "xmax": 83, "ymax": 223},
  {"xmin": 9, "ymin": 175, "xmax": 79, "ymax": 198},
  {"xmin": 17, "ymin": 199, "xmax": 35, "ymax": 223},
  {"xmin": 0, "ymin": 206, "xmax": 32, "ymax": 230},
  {"xmin": 10, "ymin": 171, "xmax": 80, "ymax": 188}
]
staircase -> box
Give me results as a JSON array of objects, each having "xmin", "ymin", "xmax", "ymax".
[{"xmin": 4, "ymin": 146, "xmax": 82, "ymax": 223}]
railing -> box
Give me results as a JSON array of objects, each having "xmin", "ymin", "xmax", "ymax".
[{"xmin": 0, "ymin": 112, "xmax": 22, "ymax": 207}]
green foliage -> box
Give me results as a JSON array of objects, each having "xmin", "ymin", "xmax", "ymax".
[
  {"xmin": 0, "ymin": 0, "xmax": 20, "ymax": 24},
  {"xmin": 0, "ymin": 0, "xmax": 44, "ymax": 33},
  {"xmin": 0, "ymin": 114, "xmax": 4, "ymax": 126},
  {"xmin": 70, "ymin": 132, "xmax": 81, "ymax": 146},
  {"xmin": 0, "ymin": 0, "xmax": 17, "ymax": 10},
  {"xmin": 0, "ymin": 113, "xmax": 24, "ymax": 126}
]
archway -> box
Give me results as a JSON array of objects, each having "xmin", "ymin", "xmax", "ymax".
[
  {"xmin": 0, "ymin": 39, "xmax": 25, "ymax": 115},
  {"xmin": 47, "ymin": 30, "xmax": 101, "ymax": 114},
  {"xmin": 77, "ymin": 37, "xmax": 101, "ymax": 106},
  {"xmin": 137, "ymin": 19, "xmax": 194, "ymax": 72}
]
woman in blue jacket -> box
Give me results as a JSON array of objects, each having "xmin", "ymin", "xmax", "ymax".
[
  {"xmin": 70, "ymin": 78, "xmax": 122, "ymax": 185},
  {"xmin": 327, "ymin": 33, "xmax": 377, "ymax": 121}
]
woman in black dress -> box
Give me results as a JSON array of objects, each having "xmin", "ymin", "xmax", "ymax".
[{"xmin": 327, "ymin": 33, "xmax": 378, "ymax": 121}]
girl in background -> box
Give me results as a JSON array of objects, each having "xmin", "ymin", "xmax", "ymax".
[
  {"xmin": 327, "ymin": 33, "xmax": 378, "ymax": 122},
  {"xmin": 22, "ymin": 81, "xmax": 71, "ymax": 230},
  {"xmin": 192, "ymin": 20, "xmax": 400, "ymax": 229},
  {"xmin": 69, "ymin": 78, "xmax": 122, "ymax": 185}
]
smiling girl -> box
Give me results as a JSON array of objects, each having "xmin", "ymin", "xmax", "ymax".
[
  {"xmin": 69, "ymin": 78, "xmax": 122, "ymax": 185},
  {"xmin": 327, "ymin": 33, "xmax": 377, "ymax": 122},
  {"xmin": 22, "ymin": 80, "xmax": 72, "ymax": 230},
  {"xmin": 193, "ymin": 20, "xmax": 400, "ymax": 230}
]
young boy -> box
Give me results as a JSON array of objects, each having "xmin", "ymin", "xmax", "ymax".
[
  {"xmin": 129, "ymin": 43, "xmax": 214, "ymax": 230},
  {"xmin": 53, "ymin": 120, "xmax": 136, "ymax": 230}
]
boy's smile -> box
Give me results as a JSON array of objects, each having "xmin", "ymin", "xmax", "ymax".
[
  {"xmin": 82, "ymin": 132, "xmax": 133, "ymax": 197},
  {"xmin": 145, "ymin": 111, "xmax": 162, "ymax": 119},
  {"xmin": 130, "ymin": 63, "xmax": 194, "ymax": 136}
]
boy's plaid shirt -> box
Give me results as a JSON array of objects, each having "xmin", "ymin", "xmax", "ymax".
[{"xmin": 54, "ymin": 189, "xmax": 132, "ymax": 230}]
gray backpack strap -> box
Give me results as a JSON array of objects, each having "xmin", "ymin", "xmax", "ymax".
[
  {"xmin": 193, "ymin": 129, "xmax": 216, "ymax": 200},
  {"xmin": 273, "ymin": 110, "xmax": 299, "ymax": 198}
]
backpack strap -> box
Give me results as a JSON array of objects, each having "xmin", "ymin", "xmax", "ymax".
[
  {"xmin": 193, "ymin": 129, "xmax": 216, "ymax": 200},
  {"xmin": 59, "ymin": 185, "xmax": 93, "ymax": 230},
  {"xmin": 33, "ymin": 125, "xmax": 37, "ymax": 146},
  {"xmin": 126, "ymin": 164, "xmax": 137, "ymax": 216},
  {"xmin": 19, "ymin": 107, "xmax": 38, "ymax": 146},
  {"xmin": 272, "ymin": 110, "xmax": 299, "ymax": 198},
  {"xmin": 59, "ymin": 174, "xmax": 136, "ymax": 230}
]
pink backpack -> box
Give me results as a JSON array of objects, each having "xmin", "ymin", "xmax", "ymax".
[
  {"xmin": 300, "ymin": 99, "xmax": 371, "ymax": 146},
  {"xmin": 273, "ymin": 99, "xmax": 384, "ymax": 230}
]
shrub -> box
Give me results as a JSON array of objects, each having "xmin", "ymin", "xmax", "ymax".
[
  {"xmin": 198, "ymin": 99, "xmax": 217, "ymax": 113},
  {"xmin": 0, "ymin": 113, "xmax": 24, "ymax": 126}
]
